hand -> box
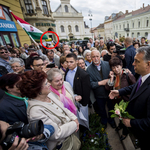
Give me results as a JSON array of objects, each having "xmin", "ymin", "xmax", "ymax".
[
  {"xmin": 122, "ymin": 118, "xmax": 131, "ymax": 127},
  {"xmin": 98, "ymin": 79, "xmax": 109, "ymax": 86},
  {"xmin": 26, "ymin": 134, "xmax": 44, "ymax": 142},
  {"xmin": 75, "ymin": 95, "xmax": 82, "ymax": 102},
  {"xmin": 74, "ymin": 119, "xmax": 79, "ymax": 132},
  {"xmin": 109, "ymin": 71, "xmax": 114, "ymax": 79},
  {"xmin": 125, "ymin": 69, "xmax": 131, "ymax": 74},
  {"xmin": 109, "ymin": 90, "xmax": 119, "ymax": 99},
  {"xmin": 8, "ymin": 137, "xmax": 28, "ymax": 150}
]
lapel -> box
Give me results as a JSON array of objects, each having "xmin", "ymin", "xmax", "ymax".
[
  {"xmin": 64, "ymin": 68, "xmax": 69, "ymax": 81},
  {"xmin": 130, "ymin": 76, "xmax": 150, "ymax": 101},
  {"xmin": 73, "ymin": 66, "xmax": 80, "ymax": 90}
]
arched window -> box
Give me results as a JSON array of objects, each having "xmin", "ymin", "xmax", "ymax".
[
  {"xmin": 42, "ymin": 0, "xmax": 48, "ymax": 15},
  {"xmin": 132, "ymin": 32, "xmax": 134, "ymax": 38},
  {"xmin": 48, "ymin": 28, "xmax": 53, "ymax": 31},
  {"xmin": 75, "ymin": 25, "xmax": 79, "ymax": 32},
  {"xmin": 65, "ymin": 5, "xmax": 68, "ymax": 12},
  {"xmin": 68, "ymin": 25, "xmax": 72, "ymax": 32},
  {"xmin": 146, "ymin": 20, "xmax": 149, "ymax": 27},
  {"xmin": 24, "ymin": 0, "xmax": 34, "ymax": 14},
  {"xmin": 60, "ymin": 25, "xmax": 65, "ymax": 32},
  {"xmin": 137, "ymin": 32, "xmax": 140, "ymax": 37},
  {"xmin": 138, "ymin": 21, "xmax": 140, "ymax": 28}
]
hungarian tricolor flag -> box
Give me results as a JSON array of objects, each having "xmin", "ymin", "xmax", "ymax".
[{"xmin": 10, "ymin": 11, "xmax": 48, "ymax": 40}]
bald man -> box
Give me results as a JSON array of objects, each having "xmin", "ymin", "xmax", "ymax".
[
  {"xmin": 86, "ymin": 50, "xmax": 115, "ymax": 129},
  {"xmin": 124, "ymin": 37, "xmax": 136, "ymax": 75}
]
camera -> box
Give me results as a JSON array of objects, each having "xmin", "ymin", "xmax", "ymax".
[
  {"xmin": 46, "ymin": 63, "xmax": 55, "ymax": 68},
  {"xmin": 114, "ymin": 44, "xmax": 126, "ymax": 55},
  {"xmin": 1, "ymin": 120, "xmax": 44, "ymax": 149}
]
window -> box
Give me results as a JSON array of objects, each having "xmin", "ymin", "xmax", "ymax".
[
  {"xmin": 146, "ymin": 20, "xmax": 149, "ymax": 27},
  {"xmin": 132, "ymin": 33, "xmax": 134, "ymax": 38},
  {"xmin": 127, "ymin": 33, "xmax": 129, "ymax": 36},
  {"xmin": 24, "ymin": 0, "xmax": 34, "ymax": 14},
  {"xmin": 75, "ymin": 25, "xmax": 79, "ymax": 32},
  {"xmin": 60, "ymin": 25, "xmax": 65, "ymax": 32},
  {"xmin": 138, "ymin": 21, "xmax": 140, "ymax": 28},
  {"xmin": 68, "ymin": 25, "xmax": 72, "ymax": 32},
  {"xmin": 132, "ymin": 22, "xmax": 134, "ymax": 28},
  {"xmin": 123, "ymin": 24, "xmax": 125, "ymax": 28},
  {"xmin": 11, "ymin": 33, "xmax": 19, "ymax": 47},
  {"xmin": 120, "ymin": 25, "xmax": 121, "ymax": 29},
  {"xmin": 127, "ymin": 23, "xmax": 129, "ymax": 28},
  {"xmin": 116, "ymin": 25, "xmax": 118, "ymax": 30},
  {"xmin": 42, "ymin": 0, "xmax": 49, "ymax": 15},
  {"xmin": 145, "ymin": 32, "xmax": 148, "ymax": 38},
  {"xmin": 137, "ymin": 32, "xmax": 140, "ymax": 37},
  {"xmin": 65, "ymin": 5, "xmax": 68, "ymax": 12}
]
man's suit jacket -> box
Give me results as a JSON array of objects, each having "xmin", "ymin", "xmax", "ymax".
[
  {"xmin": 64, "ymin": 66, "xmax": 91, "ymax": 106},
  {"xmin": 119, "ymin": 75, "xmax": 150, "ymax": 148},
  {"xmin": 27, "ymin": 92, "xmax": 77, "ymax": 150}
]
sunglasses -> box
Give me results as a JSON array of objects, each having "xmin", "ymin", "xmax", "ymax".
[{"xmin": 0, "ymin": 51, "xmax": 8, "ymax": 54}]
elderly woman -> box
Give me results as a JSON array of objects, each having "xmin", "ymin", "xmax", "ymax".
[
  {"xmin": 47, "ymin": 68, "xmax": 77, "ymax": 114},
  {"xmin": 105, "ymin": 57, "xmax": 136, "ymax": 141},
  {"xmin": 9, "ymin": 58, "xmax": 25, "ymax": 74},
  {"xmin": 83, "ymin": 50, "xmax": 92, "ymax": 67},
  {"xmin": 19, "ymin": 70, "xmax": 80, "ymax": 150}
]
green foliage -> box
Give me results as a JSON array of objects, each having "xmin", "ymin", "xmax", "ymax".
[
  {"xmin": 81, "ymin": 113, "xmax": 112, "ymax": 150},
  {"xmin": 109, "ymin": 100, "xmax": 135, "ymax": 120},
  {"xmin": 84, "ymin": 37, "xmax": 90, "ymax": 40},
  {"xmin": 119, "ymin": 37, "xmax": 125, "ymax": 42},
  {"xmin": 59, "ymin": 39, "xmax": 69, "ymax": 42},
  {"xmin": 70, "ymin": 38, "xmax": 78, "ymax": 41}
]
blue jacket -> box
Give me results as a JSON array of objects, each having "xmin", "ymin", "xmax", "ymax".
[
  {"xmin": 125, "ymin": 45, "xmax": 136, "ymax": 75},
  {"xmin": 86, "ymin": 61, "xmax": 111, "ymax": 99}
]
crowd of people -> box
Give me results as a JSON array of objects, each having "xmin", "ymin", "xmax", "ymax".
[{"xmin": 0, "ymin": 36, "xmax": 150, "ymax": 150}]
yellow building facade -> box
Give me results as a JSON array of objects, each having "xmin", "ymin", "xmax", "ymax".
[{"xmin": 0, "ymin": 0, "xmax": 31, "ymax": 47}]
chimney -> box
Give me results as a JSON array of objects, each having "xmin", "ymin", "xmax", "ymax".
[
  {"xmin": 126, "ymin": 10, "xmax": 128, "ymax": 14},
  {"xmin": 143, "ymin": 3, "xmax": 144, "ymax": 8}
]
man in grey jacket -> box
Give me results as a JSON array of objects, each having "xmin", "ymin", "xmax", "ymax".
[{"xmin": 86, "ymin": 50, "xmax": 115, "ymax": 129}]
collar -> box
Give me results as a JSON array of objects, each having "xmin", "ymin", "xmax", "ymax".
[
  {"xmin": 69, "ymin": 66, "xmax": 77, "ymax": 72},
  {"xmin": 5, "ymin": 92, "xmax": 28, "ymax": 107},
  {"xmin": 141, "ymin": 73, "xmax": 150, "ymax": 84},
  {"xmin": 0, "ymin": 57, "xmax": 11, "ymax": 63}
]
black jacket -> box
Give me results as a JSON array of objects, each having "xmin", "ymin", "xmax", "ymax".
[
  {"xmin": 0, "ymin": 93, "xmax": 28, "ymax": 125},
  {"xmin": 64, "ymin": 66, "xmax": 91, "ymax": 106},
  {"xmin": 119, "ymin": 75, "xmax": 150, "ymax": 149}
]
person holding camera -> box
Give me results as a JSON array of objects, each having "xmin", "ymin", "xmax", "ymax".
[
  {"xmin": 0, "ymin": 121, "xmax": 29, "ymax": 150},
  {"xmin": 19, "ymin": 70, "xmax": 80, "ymax": 150}
]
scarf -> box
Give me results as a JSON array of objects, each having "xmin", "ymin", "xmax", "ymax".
[
  {"xmin": 50, "ymin": 85, "xmax": 77, "ymax": 115},
  {"xmin": 114, "ymin": 70, "xmax": 123, "ymax": 89},
  {"xmin": 85, "ymin": 58, "xmax": 92, "ymax": 63}
]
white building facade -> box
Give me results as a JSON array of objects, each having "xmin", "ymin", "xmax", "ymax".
[
  {"xmin": 113, "ymin": 4, "xmax": 150, "ymax": 39},
  {"xmin": 53, "ymin": 0, "xmax": 88, "ymax": 40}
]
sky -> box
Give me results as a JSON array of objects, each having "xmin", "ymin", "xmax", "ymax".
[{"xmin": 50, "ymin": 0, "xmax": 150, "ymax": 28}]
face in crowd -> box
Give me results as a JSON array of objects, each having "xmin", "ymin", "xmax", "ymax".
[
  {"xmin": 78, "ymin": 58, "xmax": 86, "ymax": 70},
  {"xmin": 0, "ymin": 48, "xmax": 9, "ymax": 60},
  {"xmin": 91, "ymin": 50, "xmax": 101, "ymax": 66},
  {"xmin": 66, "ymin": 57, "xmax": 78, "ymax": 71},
  {"xmin": 31, "ymin": 58, "xmax": 45, "ymax": 71}
]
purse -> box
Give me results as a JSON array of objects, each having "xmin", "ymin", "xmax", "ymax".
[{"xmin": 59, "ymin": 133, "xmax": 81, "ymax": 150}]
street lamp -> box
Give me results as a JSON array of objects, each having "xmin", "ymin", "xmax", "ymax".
[{"xmin": 88, "ymin": 10, "xmax": 93, "ymax": 40}]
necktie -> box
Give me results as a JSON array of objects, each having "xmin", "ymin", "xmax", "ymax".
[{"xmin": 136, "ymin": 77, "xmax": 142, "ymax": 92}]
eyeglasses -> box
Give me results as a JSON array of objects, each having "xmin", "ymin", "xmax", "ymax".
[
  {"xmin": 33, "ymin": 63, "xmax": 45, "ymax": 67},
  {"xmin": 0, "ymin": 51, "xmax": 8, "ymax": 54}
]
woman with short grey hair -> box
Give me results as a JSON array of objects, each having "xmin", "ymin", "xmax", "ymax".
[
  {"xmin": 83, "ymin": 50, "xmax": 92, "ymax": 67},
  {"xmin": 9, "ymin": 58, "xmax": 25, "ymax": 74}
]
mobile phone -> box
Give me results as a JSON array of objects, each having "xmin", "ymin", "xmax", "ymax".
[{"xmin": 46, "ymin": 63, "xmax": 55, "ymax": 68}]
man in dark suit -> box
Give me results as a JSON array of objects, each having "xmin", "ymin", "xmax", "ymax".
[
  {"xmin": 109, "ymin": 46, "xmax": 150, "ymax": 150},
  {"xmin": 65, "ymin": 53, "xmax": 91, "ymax": 107},
  {"xmin": 124, "ymin": 37, "xmax": 136, "ymax": 75},
  {"xmin": 65, "ymin": 53, "xmax": 91, "ymax": 134}
]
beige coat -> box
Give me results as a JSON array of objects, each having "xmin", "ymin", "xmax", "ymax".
[{"xmin": 27, "ymin": 92, "xmax": 77, "ymax": 150}]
